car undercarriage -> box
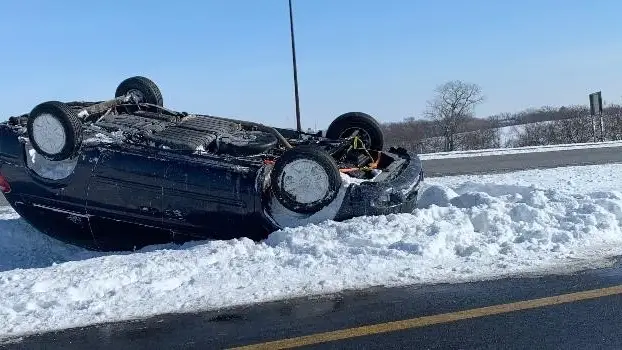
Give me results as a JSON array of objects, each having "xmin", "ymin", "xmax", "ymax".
[{"xmin": 9, "ymin": 97, "xmax": 386, "ymax": 180}]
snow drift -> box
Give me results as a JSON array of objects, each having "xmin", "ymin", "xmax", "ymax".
[{"xmin": 2, "ymin": 164, "xmax": 622, "ymax": 338}]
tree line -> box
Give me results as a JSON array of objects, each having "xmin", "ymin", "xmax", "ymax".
[{"xmin": 381, "ymin": 80, "xmax": 622, "ymax": 153}]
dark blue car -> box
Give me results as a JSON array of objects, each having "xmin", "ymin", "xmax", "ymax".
[{"xmin": 0, "ymin": 76, "xmax": 424, "ymax": 251}]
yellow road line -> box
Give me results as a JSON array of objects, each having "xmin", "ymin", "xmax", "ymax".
[{"xmin": 230, "ymin": 284, "xmax": 622, "ymax": 349}]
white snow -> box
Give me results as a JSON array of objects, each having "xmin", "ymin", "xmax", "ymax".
[
  {"xmin": 0, "ymin": 207, "xmax": 100, "ymax": 272},
  {"xmin": 419, "ymin": 139, "xmax": 622, "ymax": 160},
  {"xmin": 498, "ymin": 124, "xmax": 524, "ymax": 147},
  {"xmin": 2, "ymin": 164, "xmax": 622, "ymax": 338}
]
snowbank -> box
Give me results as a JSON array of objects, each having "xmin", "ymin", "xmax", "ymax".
[
  {"xmin": 0, "ymin": 207, "xmax": 97, "ymax": 272},
  {"xmin": 2, "ymin": 164, "xmax": 622, "ymax": 338}
]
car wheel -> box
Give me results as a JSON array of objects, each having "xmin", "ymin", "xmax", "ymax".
[
  {"xmin": 325, "ymin": 112, "xmax": 384, "ymax": 150},
  {"xmin": 115, "ymin": 76, "xmax": 163, "ymax": 106},
  {"xmin": 27, "ymin": 101, "xmax": 83, "ymax": 161},
  {"xmin": 270, "ymin": 145, "xmax": 342, "ymax": 214}
]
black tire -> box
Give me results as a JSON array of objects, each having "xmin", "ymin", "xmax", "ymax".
[
  {"xmin": 27, "ymin": 101, "xmax": 83, "ymax": 161},
  {"xmin": 115, "ymin": 76, "xmax": 163, "ymax": 106},
  {"xmin": 270, "ymin": 145, "xmax": 341, "ymax": 214},
  {"xmin": 325, "ymin": 112, "xmax": 384, "ymax": 150},
  {"xmin": 217, "ymin": 131, "xmax": 278, "ymax": 156}
]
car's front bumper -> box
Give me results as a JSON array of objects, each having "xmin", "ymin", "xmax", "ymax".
[{"xmin": 334, "ymin": 147, "xmax": 424, "ymax": 220}]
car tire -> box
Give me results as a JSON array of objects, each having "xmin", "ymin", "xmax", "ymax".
[
  {"xmin": 27, "ymin": 101, "xmax": 83, "ymax": 161},
  {"xmin": 270, "ymin": 145, "xmax": 341, "ymax": 214},
  {"xmin": 115, "ymin": 76, "xmax": 163, "ymax": 106},
  {"xmin": 325, "ymin": 112, "xmax": 384, "ymax": 150}
]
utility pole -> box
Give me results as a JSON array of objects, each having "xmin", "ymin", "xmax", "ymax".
[
  {"xmin": 599, "ymin": 111, "xmax": 605, "ymax": 141},
  {"xmin": 599, "ymin": 100, "xmax": 605, "ymax": 142},
  {"xmin": 288, "ymin": 0, "xmax": 302, "ymax": 133}
]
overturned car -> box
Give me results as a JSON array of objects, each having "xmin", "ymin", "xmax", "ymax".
[{"xmin": 0, "ymin": 76, "xmax": 424, "ymax": 251}]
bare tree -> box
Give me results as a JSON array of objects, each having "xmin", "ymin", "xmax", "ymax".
[{"xmin": 424, "ymin": 80, "xmax": 485, "ymax": 151}]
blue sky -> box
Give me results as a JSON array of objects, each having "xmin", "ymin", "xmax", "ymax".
[{"xmin": 1, "ymin": 0, "xmax": 621, "ymax": 129}]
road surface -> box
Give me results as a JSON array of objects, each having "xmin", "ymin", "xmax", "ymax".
[
  {"xmin": 421, "ymin": 145, "xmax": 622, "ymax": 177},
  {"xmin": 5, "ymin": 258, "xmax": 622, "ymax": 349}
]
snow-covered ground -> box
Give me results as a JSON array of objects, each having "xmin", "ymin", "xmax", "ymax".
[
  {"xmin": 3, "ymin": 164, "xmax": 622, "ymax": 338},
  {"xmin": 498, "ymin": 124, "xmax": 518, "ymax": 146},
  {"xmin": 496, "ymin": 121, "xmax": 553, "ymax": 147},
  {"xmin": 419, "ymin": 139, "xmax": 622, "ymax": 160}
]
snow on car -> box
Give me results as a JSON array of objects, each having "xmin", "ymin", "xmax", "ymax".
[{"xmin": 0, "ymin": 76, "xmax": 424, "ymax": 251}]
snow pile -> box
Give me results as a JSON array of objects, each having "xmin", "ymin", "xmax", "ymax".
[
  {"xmin": 2, "ymin": 164, "xmax": 622, "ymax": 337},
  {"xmin": 0, "ymin": 207, "xmax": 98, "ymax": 272}
]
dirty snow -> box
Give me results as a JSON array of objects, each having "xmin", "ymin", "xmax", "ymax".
[
  {"xmin": 419, "ymin": 139, "xmax": 622, "ymax": 160},
  {"xmin": 2, "ymin": 164, "xmax": 622, "ymax": 338},
  {"xmin": 82, "ymin": 130, "xmax": 125, "ymax": 145},
  {"xmin": 217, "ymin": 131, "xmax": 259, "ymax": 147}
]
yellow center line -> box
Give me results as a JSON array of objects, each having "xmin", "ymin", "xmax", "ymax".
[{"xmin": 230, "ymin": 284, "xmax": 622, "ymax": 350}]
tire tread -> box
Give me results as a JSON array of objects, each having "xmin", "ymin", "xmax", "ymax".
[{"xmin": 27, "ymin": 101, "xmax": 83, "ymax": 160}]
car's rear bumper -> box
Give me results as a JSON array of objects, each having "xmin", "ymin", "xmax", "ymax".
[{"xmin": 334, "ymin": 147, "xmax": 424, "ymax": 220}]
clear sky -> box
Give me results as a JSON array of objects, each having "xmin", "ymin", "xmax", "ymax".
[{"xmin": 1, "ymin": 0, "xmax": 621, "ymax": 129}]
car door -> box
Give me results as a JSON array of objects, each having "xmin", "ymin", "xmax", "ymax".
[
  {"xmin": 161, "ymin": 152, "xmax": 258, "ymax": 240},
  {"xmin": 85, "ymin": 144, "xmax": 172, "ymax": 250}
]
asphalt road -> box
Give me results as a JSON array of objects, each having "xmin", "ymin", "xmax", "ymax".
[
  {"xmin": 421, "ymin": 145, "xmax": 622, "ymax": 177},
  {"xmin": 5, "ymin": 259, "xmax": 622, "ymax": 349},
  {"xmin": 4, "ymin": 146, "xmax": 622, "ymax": 349}
]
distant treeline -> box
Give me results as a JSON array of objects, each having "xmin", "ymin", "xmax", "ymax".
[{"xmin": 382, "ymin": 104, "xmax": 622, "ymax": 154}]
